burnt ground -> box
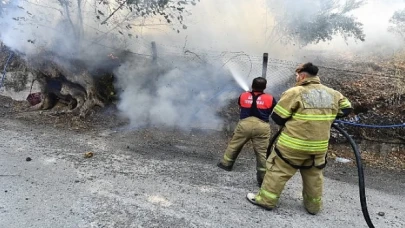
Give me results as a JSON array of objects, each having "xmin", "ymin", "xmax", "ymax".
[{"xmin": 1, "ymin": 95, "xmax": 405, "ymax": 228}]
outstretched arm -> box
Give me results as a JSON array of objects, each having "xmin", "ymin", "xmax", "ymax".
[{"xmin": 337, "ymin": 95, "xmax": 353, "ymax": 119}]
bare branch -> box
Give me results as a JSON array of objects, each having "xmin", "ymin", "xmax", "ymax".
[
  {"xmin": 22, "ymin": 0, "xmax": 64, "ymax": 15},
  {"xmin": 100, "ymin": 1, "xmax": 126, "ymax": 25}
]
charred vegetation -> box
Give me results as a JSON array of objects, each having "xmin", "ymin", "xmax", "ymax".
[{"xmin": 0, "ymin": 46, "xmax": 129, "ymax": 118}]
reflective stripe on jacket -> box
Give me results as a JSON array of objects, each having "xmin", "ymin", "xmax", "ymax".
[{"xmin": 272, "ymin": 76, "xmax": 352, "ymax": 154}]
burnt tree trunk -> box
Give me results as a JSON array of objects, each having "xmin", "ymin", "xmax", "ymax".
[
  {"xmin": 27, "ymin": 52, "xmax": 119, "ymax": 118},
  {"xmin": 32, "ymin": 70, "xmax": 110, "ymax": 118},
  {"xmin": 66, "ymin": 70, "xmax": 105, "ymax": 117}
]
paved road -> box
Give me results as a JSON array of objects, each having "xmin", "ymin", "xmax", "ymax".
[{"xmin": 0, "ymin": 118, "xmax": 404, "ymax": 228}]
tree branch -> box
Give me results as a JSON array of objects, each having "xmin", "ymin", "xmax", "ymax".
[
  {"xmin": 22, "ymin": 0, "xmax": 64, "ymax": 15},
  {"xmin": 100, "ymin": 1, "xmax": 126, "ymax": 25}
]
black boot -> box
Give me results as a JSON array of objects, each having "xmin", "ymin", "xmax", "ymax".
[
  {"xmin": 217, "ymin": 162, "xmax": 233, "ymax": 171},
  {"xmin": 257, "ymin": 173, "xmax": 264, "ymax": 187}
]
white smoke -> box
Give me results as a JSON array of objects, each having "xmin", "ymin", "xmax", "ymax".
[
  {"xmin": 0, "ymin": 0, "xmax": 250, "ymax": 131},
  {"xmin": 140, "ymin": 0, "xmax": 405, "ymax": 60},
  {"xmin": 2, "ymin": 0, "xmax": 405, "ymax": 131},
  {"xmin": 114, "ymin": 55, "xmax": 240, "ymax": 130},
  {"xmin": 288, "ymin": 0, "xmax": 405, "ymax": 56},
  {"xmin": 0, "ymin": 0, "xmax": 136, "ymax": 59}
]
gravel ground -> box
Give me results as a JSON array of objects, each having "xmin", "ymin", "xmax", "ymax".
[{"xmin": 1, "ymin": 96, "xmax": 405, "ymax": 228}]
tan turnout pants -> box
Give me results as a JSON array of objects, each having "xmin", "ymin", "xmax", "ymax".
[
  {"xmin": 254, "ymin": 146, "xmax": 326, "ymax": 214},
  {"xmin": 220, "ymin": 117, "xmax": 271, "ymax": 183}
]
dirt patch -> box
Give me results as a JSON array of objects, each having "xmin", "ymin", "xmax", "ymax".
[
  {"xmin": 0, "ymin": 95, "xmax": 126, "ymax": 132},
  {"xmin": 2, "ymin": 94, "xmax": 405, "ymax": 173},
  {"xmin": 2, "ymin": 93, "xmax": 405, "ymax": 199}
]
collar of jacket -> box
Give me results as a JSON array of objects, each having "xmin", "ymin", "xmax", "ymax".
[
  {"xmin": 295, "ymin": 76, "xmax": 321, "ymax": 86},
  {"xmin": 250, "ymin": 90, "xmax": 265, "ymax": 94}
]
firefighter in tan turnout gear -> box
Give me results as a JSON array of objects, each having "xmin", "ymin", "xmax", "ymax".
[
  {"xmin": 246, "ymin": 62, "xmax": 353, "ymax": 214},
  {"xmin": 218, "ymin": 77, "xmax": 277, "ymax": 186}
]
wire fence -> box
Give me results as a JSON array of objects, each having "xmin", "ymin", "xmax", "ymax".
[
  {"xmin": 1, "ymin": 40, "xmax": 404, "ymax": 143},
  {"xmin": 151, "ymin": 42, "xmax": 405, "ymax": 143}
]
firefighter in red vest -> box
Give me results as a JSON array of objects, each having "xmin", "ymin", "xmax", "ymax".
[{"xmin": 217, "ymin": 77, "xmax": 277, "ymax": 186}]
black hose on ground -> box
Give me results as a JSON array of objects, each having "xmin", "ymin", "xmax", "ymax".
[
  {"xmin": 266, "ymin": 124, "xmax": 375, "ymax": 228},
  {"xmin": 332, "ymin": 124, "xmax": 375, "ymax": 228}
]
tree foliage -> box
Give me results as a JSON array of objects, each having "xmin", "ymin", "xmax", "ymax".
[
  {"xmin": 2, "ymin": 0, "xmax": 199, "ymax": 47},
  {"xmin": 95, "ymin": 0, "xmax": 198, "ymax": 30},
  {"xmin": 388, "ymin": 8, "xmax": 405, "ymax": 39},
  {"xmin": 268, "ymin": 0, "xmax": 366, "ymax": 47}
]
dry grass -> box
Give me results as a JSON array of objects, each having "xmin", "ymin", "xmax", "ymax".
[{"xmin": 329, "ymin": 148, "xmax": 405, "ymax": 171}]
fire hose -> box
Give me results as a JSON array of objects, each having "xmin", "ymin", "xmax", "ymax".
[{"xmin": 266, "ymin": 123, "xmax": 375, "ymax": 228}]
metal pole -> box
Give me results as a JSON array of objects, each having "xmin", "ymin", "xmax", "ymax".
[
  {"xmin": 151, "ymin": 41, "xmax": 157, "ymax": 64},
  {"xmin": 262, "ymin": 53, "xmax": 268, "ymax": 78}
]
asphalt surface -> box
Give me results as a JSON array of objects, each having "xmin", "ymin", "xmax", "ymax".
[{"xmin": 1, "ymin": 118, "xmax": 405, "ymax": 228}]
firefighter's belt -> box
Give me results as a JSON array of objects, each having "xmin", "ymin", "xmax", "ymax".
[{"xmin": 274, "ymin": 147, "xmax": 327, "ymax": 169}]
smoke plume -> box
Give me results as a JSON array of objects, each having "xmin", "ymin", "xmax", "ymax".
[
  {"xmin": 114, "ymin": 55, "xmax": 240, "ymax": 130},
  {"xmin": 1, "ymin": 0, "xmax": 405, "ymax": 131}
]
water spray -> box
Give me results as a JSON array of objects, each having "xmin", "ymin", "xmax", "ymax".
[{"xmin": 228, "ymin": 65, "xmax": 249, "ymax": 92}]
